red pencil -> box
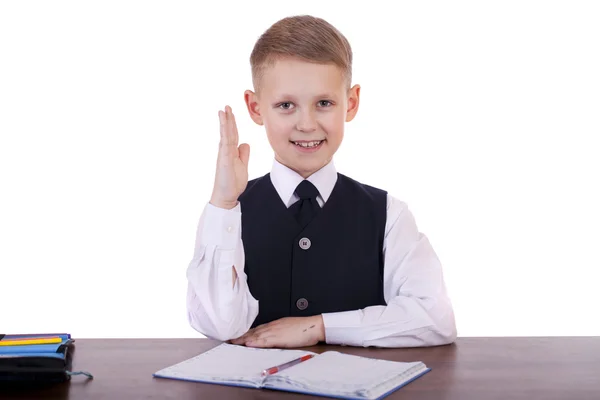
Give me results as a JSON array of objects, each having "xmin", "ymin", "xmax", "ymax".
[{"xmin": 261, "ymin": 354, "xmax": 315, "ymax": 377}]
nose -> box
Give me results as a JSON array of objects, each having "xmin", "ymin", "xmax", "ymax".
[{"xmin": 295, "ymin": 109, "xmax": 317, "ymax": 133}]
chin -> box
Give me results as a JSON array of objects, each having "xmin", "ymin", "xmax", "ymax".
[
  {"xmin": 296, "ymin": 158, "xmax": 330, "ymax": 176},
  {"xmin": 277, "ymin": 143, "xmax": 333, "ymax": 175}
]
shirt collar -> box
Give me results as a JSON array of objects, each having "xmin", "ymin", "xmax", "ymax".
[{"xmin": 269, "ymin": 158, "xmax": 338, "ymax": 207}]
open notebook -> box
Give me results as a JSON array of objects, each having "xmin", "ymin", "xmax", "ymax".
[{"xmin": 153, "ymin": 343, "xmax": 430, "ymax": 400}]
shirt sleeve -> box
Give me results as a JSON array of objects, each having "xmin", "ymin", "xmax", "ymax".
[
  {"xmin": 321, "ymin": 194, "xmax": 457, "ymax": 348},
  {"xmin": 186, "ymin": 202, "xmax": 259, "ymax": 341}
]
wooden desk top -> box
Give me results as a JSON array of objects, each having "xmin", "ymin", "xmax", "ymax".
[{"xmin": 1, "ymin": 337, "xmax": 599, "ymax": 400}]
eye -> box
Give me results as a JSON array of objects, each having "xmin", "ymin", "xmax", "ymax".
[
  {"xmin": 277, "ymin": 102, "xmax": 294, "ymax": 110},
  {"xmin": 318, "ymin": 100, "xmax": 333, "ymax": 107}
]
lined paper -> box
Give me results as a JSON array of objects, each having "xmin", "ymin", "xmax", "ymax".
[
  {"xmin": 154, "ymin": 343, "xmax": 316, "ymax": 385},
  {"xmin": 265, "ymin": 351, "xmax": 426, "ymax": 397},
  {"xmin": 154, "ymin": 344, "xmax": 428, "ymax": 399}
]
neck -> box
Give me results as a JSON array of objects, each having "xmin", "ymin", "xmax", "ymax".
[{"xmin": 275, "ymin": 157, "xmax": 332, "ymax": 179}]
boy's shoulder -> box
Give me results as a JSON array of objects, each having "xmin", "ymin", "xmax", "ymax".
[
  {"xmin": 337, "ymin": 173, "xmax": 410, "ymax": 214},
  {"xmin": 337, "ymin": 172, "xmax": 388, "ymax": 200},
  {"xmin": 242, "ymin": 172, "xmax": 271, "ymax": 194}
]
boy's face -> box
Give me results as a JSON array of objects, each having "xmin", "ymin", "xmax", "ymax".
[{"xmin": 244, "ymin": 57, "xmax": 360, "ymax": 178}]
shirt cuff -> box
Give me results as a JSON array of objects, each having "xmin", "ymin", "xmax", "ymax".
[
  {"xmin": 321, "ymin": 310, "xmax": 364, "ymax": 346},
  {"xmin": 200, "ymin": 202, "xmax": 242, "ymax": 250}
]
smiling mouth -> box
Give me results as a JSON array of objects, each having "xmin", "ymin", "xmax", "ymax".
[{"xmin": 290, "ymin": 140, "xmax": 324, "ymax": 148}]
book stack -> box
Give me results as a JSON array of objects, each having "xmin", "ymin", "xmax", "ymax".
[{"xmin": 0, "ymin": 333, "xmax": 92, "ymax": 384}]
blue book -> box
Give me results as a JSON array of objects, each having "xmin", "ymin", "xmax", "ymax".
[
  {"xmin": 153, "ymin": 343, "xmax": 430, "ymax": 400},
  {"xmin": 0, "ymin": 333, "xmax": 91, "ymax": 384},
  {"xmin": 0, "ymin": 334, "xmax": 72, "ymax": 356}
]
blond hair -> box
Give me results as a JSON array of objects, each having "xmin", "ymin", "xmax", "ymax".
[{"xmin": 250, "ymin": 15, "xmax": 353, "ymax": 91}]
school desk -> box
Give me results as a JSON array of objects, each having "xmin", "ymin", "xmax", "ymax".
[{"xmin": 1, "ymin": 337, "xmax": 598, "ymax": 399}]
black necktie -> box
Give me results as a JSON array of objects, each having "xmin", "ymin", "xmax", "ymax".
[{"xmin": 290, "ymin": 180, "xmax": 321, "ymax": 229}]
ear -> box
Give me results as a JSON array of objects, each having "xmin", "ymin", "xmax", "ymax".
[
  {"xmin": 244, "ymin": 90, "xmax": 263, "ymax": 126},
  {"xmin": 345, "ymin": 84, "xmax": 361, "ymax": 122}
]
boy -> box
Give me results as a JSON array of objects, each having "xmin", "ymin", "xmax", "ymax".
[{"xmin": 186, "ymin": 15, "xmax": 457, "ymax": 348}]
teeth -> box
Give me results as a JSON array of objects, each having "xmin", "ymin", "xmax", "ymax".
[{"xmin": 294, "ymin": 140, "xmax": 322, "ymax": 148}]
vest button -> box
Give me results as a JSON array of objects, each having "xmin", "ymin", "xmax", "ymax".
[
  {"xmin": 296, "ymin": 298, "xmax": 309, "ymax": 310},
  {"xmin": 298, "ymin": 237, "xmax": 311, "ymax": 250}
]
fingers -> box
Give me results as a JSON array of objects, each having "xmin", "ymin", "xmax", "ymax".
[
  {"xmin": 219, "ymin": 105, "xmax": 239, "ymax": 147},
  {"xmin": 238, "ymin": 143, "xmax": 250, "ymax": 166},
  {"xmin": 241, "ymin": 328, "xmax": 276, "ymax": 348},
  {"xmin": 218, "ymin": 109, "xmax": 228, "ymax": 145},
  {"xmin": 230, "ymin": 328, "xmax": 255, "ymax": 345},
  {"xmin": 246, "ymin": 335, "xmax": 276, "ymax": 348},
  {"xmin": 227, "ymin": 105, "xmax": 239, "ymax": 145},
  {"xmin": 230, "ymin": 323, "xmax": 274, "ymax": 346}
]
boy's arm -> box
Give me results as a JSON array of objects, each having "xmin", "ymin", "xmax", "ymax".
[
  {"xmin": 321, "ymin": 195, "xmax": 457, "ymax": 348},
  {"xmin": 187, "ymin": 105, "xmax": 257, "ymax": 341},
  {"xmin": 186, "ymin": 201, "xmax": 258, "ymax": 341}
]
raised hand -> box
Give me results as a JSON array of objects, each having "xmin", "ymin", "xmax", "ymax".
[{"xmin": 210, "ymin": 106, "xmax": 250, "ymax": 210}]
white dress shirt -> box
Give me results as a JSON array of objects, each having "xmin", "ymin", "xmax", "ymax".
[{"xmin": 186, "ymin": 159, "xmax": 457, "ymax": 348}]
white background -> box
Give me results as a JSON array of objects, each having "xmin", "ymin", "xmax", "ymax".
[{"xmin": 1, "ymin": 1, "xmax": 598, "ymax": 338}]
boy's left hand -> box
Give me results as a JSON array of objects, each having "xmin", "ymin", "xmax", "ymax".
[{"xmin": 230, "ymin": 315, "xmax": 325, "ymax": 348}]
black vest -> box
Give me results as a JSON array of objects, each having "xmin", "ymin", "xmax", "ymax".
[{"xmin": 238, "ymin": 172, "xmax": 388, "ymax": 328}]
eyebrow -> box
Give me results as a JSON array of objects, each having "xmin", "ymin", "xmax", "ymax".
[{"xmin": 273, "ymin": 93, "xmax": 337, "ymax": 101}]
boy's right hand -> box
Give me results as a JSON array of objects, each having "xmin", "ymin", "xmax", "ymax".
[{"xmin": 210, "ymin": 106, "xmax": 250, "ymax": 210}]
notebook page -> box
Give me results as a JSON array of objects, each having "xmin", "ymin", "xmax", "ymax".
[
  {"xmin": 154, "ymin": 343, "xmax": 317, "ymax": 387},
  {"xmin": 264, "ymin": 351, "xmax": 426, "ymax": 399}
]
